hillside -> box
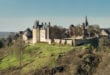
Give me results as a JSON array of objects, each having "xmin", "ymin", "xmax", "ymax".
[
  {"xmin": 0, "ymin": 43, "xmax": 74, "ymax": 75},
  {"xmin": 0, "ymin": 43, "xmax": 110, "ymax": 75}
]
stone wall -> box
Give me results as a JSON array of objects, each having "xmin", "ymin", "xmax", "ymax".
[
  {"xmin": 66, "ymin": 40, "xmax": 73, "ymax": 46},
  {"xmin": 40, "ymin": 29, "xmax": 46, "ymax": 42},
  {"xmin": 61, "ymin": 39, "xmax": 66, "ymax": 45},
  {"xmin": 47, "ymin": 39, "xmax": 52, "ymax": 45},
  {"xmin": 53, "ymin": 38, "xmax": 97, "ymax": 46},
  {"xmin": 54, "ymin": 39, "xmax": 61, "ymax": 44},
  {"xmin": 54, "ymin": 39, "xmax": 74, "ymax": 46}
]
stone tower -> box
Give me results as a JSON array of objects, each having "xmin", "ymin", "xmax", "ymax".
[
  {"xmin": 40, "ymin": 22, "xmax": 46, "ymax": 42},
  {"xmin": 85, "ymin": 16, "xmax": 89, "ymax": 26},
  {"xmin": 32, "ymin": 20, "xmax": 50, "ymax": 44},
  {"xmin": 32, "ymin": 20, "xmax": 40, "ymax": 44},
  {"xmin": 83, "ymin": 16, "xmax": 89, "ymax": 38}
]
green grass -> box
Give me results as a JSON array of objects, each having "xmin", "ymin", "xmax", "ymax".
[
  {"xmin": 21, "ymin": 43, "xmax": 73, "ymax": 74},
  {"xmin": 0, "ymin": 55, "xmax": 19, "ymax": 70},
  {"xmin": 0, "ymin": 43, "xmax": 90, "ymax": 74}
]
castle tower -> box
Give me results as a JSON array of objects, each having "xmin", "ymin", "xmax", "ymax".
[
  {"xmin": 33, "ymin": 28, "xmax": 40, "ymax": 44},
  {"xmin": 40, "ymin": 22, "xmax": 46, "ymax": 42},
  {"xmin": 32, "ymin": 20, "xmax": 50, "ymax": 44},
  {"xmin": 32, "ymin": 21, "xmax": 40, "ymax": 44}
]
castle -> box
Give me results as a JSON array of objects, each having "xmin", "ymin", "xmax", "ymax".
[
  {"xmin": 21, "ymin": 17, "xmax": 105, "ymax": 46},
  {"xmin": 32, "ymin": 21, "xmax": 50, "ymax": 44},
  {"xmin": 22, "ymin": 21, "xmax": 51, "ymax": 44},
  {"xmin": 21, "ymin": 17, "xmax": 92, "ymax": 46}
]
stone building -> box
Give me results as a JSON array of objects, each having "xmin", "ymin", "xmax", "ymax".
[
  {"xmin": 32, "ymin": 21, "xmax": 50, "ymax": 44},
  {"xmin": 68, "ymin": 16, "xmax": 89, "ymax": 39},
  {"xmin": 22, "ymin": 28, "xmax": 32, "ymax": 44},
  {"xmin": 21, "ymin": 17, "xmax": 100, "ymax": 46}
]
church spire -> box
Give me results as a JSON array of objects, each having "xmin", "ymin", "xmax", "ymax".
[{"xmin": 85, "ymin": 16, "xmax": 88, "ymax": 26}]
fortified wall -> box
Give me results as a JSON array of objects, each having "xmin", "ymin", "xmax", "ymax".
[{"xmin": 53, "ymin": 37, "xmax": 98, "ymax": 46}]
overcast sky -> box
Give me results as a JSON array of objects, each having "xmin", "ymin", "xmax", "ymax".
[{"xmin": 0, "ymin": 0, "xmax": 110, "ymax": 32}]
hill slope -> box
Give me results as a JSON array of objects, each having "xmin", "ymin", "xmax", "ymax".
[
  {"xmin": 0, "ymin": 43, "xmax": 110, "ymax": 75},
  {"xmin": 0, "ymin": 43, "xmax": 74, "ymax": 75}
]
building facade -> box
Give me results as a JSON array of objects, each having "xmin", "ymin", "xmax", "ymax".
[{"xmin": 32, "ymin": 21, "xmax": 50, "ymax": 44}]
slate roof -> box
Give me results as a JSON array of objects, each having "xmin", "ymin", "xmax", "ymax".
[{"xmin": 33, "ymin": 24, "xmax": 43, "ymax": 29}]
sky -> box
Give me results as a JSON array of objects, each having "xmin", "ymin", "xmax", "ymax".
[{"xmin": 0, "ymin": 0, "xmax": 110, "ymax": 32}]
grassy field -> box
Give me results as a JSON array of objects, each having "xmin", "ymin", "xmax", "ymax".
[{"xmin": 0, "ymin": 43, "xmax": 75, "ymax": 74}]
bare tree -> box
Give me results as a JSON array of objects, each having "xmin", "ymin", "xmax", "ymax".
[{"xmin": 12, "ymin": 37, "xmax": 25, "ymax": 67}]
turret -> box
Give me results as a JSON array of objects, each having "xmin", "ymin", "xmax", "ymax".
[
  {"xmin": 33, "ymin": 20, "xmax": 39, "ymax": 28},
  {"xmin": 32, "ymin": 20, "xmax": 40, "ymax": 44}
]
